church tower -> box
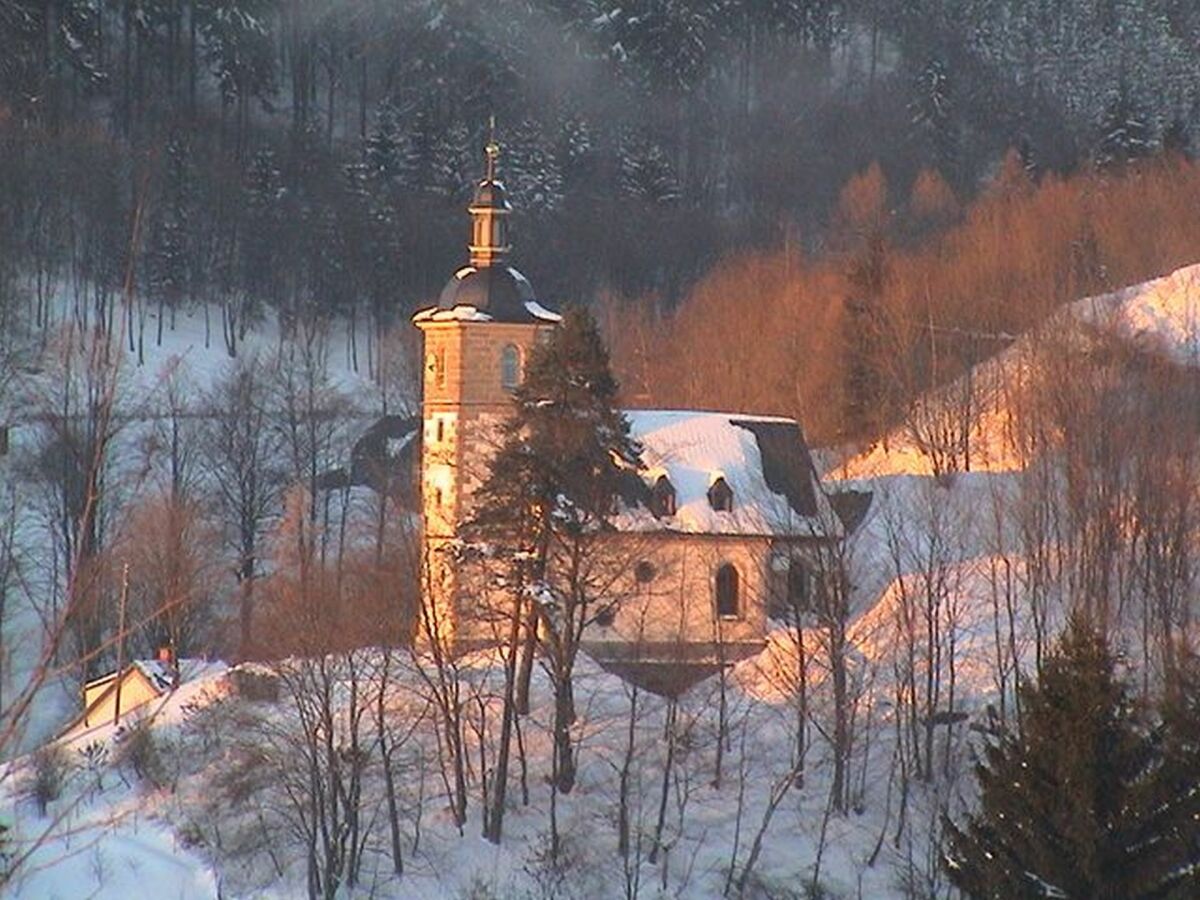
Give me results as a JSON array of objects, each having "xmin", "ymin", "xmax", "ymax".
[{"xmin": 413, "ymin": 135, "xmax": 560, "ymax": 647}]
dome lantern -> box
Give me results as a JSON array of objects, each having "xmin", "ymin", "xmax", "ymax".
[{"xmin": 468, "ymin": 127, "xmax": 511, "ymax": 268}]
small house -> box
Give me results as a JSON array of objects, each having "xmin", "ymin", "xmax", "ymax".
[{"xmin": 78, "ymin": 655, "xmax": 178, "ymax": 729}]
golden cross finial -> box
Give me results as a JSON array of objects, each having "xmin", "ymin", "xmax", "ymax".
[{"xmin": 485, "ymin": 114, "xmax": 500, "ymax": 181}]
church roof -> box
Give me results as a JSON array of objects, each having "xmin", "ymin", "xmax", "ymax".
[
  {"xmin": 416, "ymin": 265, "xmax": 561, "ymax": 324},
  {"xmin": 470, "ymin": 177, "xmax": 510, "ymax": 211},
  {"xmin": 614, "ymin": 410, "xmax": 840, "ymax": 538},
  {"xmin": 330, "ymin": 409, "xmax": 850, "ymax": 541}
]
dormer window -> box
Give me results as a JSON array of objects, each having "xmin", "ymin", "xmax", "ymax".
[
  {"xmin": 501, "ymin": 344, "xmax": 521, "ymax": 390},
  {"xmin": 708, "ymin": 476, "xmax": 733, "ymax": 512},
  {"xmin": 651, "ymin": 475, "xmax": 676, "ymax": 517}
]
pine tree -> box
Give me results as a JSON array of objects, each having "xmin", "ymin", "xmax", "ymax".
[
  {"xmin": 505, "ymin": 118, "xmax": 564, "ymax": 212},
  {"xmin": 1097, "ymin": 86, "xmax": 1155, "ymax": 168},
  {"xmin": 1155, "ymin": 652, "xmax": 1200, "ymax": 897},
  {"xmin": 146, "ymin": 135, "xmax": 195, "ymax": 341},
  {"xmin": 943, "ymin": 615, "xmax": 1200, "ymax": 899},
  {"xmin": 618, "ymin": 131, "xmax": 681, "ymax": 205},
  {"xmin": 471, "ymin": 306, "xmax": 640, "ymax": 811},
  {"xmin": 363, "ymin": 100, "xmax": 404, "ymax": 182},
  {"xmin": 909, "ymin": 56, "xmax": 957, "ymax": 176}
]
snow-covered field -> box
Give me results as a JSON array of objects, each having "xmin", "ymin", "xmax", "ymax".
[{"xmin": 5, "ymin": 264, "xmax": 1200, "ymax": 897}]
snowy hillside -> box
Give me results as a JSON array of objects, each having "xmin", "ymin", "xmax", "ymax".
[
  {"xmin": 5, "ymin": 640, "xmax": 976, "ymax": 900},
  {"xmin": 1, "ymin": 294, "xmax": 414, "ymax": 758},
  {"xmin": 839, "ymin": 262, "xmax": 1200, "ymax": 479},
  {"xmin": 6, "ymin": 266, "xmax": 1200, "ymax": 897}
]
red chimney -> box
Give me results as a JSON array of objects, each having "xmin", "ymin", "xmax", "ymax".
[{"xmin": 157, "ymin": 643, "xmax": 180, "ymax": 687}]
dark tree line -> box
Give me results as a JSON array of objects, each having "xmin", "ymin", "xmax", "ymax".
[{"xmin": 3, "ymin": 0, "xmax": 1197, "ymax": 349}]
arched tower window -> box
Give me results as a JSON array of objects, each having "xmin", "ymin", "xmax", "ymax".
[
  {"xmin": 708, "ymin": 476, "xmax": 733, "ymax": 512},
  {"xmin": 715, "ymin": 563, "xmax": 740, "ymax": 618},
  {"xmin": 651, "ymin": 475, "xmax": 676, "ymax": 517},
  {"xmin": 426, "ymin": 349, "xmax": 445, "ymax": 388},
  {"xmin": 501, "ymin": 344, "xmax": 521, "ymax": 390}
]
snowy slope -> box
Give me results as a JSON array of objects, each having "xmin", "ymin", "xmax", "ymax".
[
  {"xmin": 4, "ymin": 652, "xmax": 911, "ymax": 900},
  {"xmin": 8, "ymin": 267, "xmax": 1200, "ymax": 897},
  {"xmin": 839, "ymin": 262, "xmax": 1200, "ymax": 479}
]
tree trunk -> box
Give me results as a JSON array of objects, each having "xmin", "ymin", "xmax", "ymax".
[
  {"xmin": 553, "ymin": 673, "xmax": 576, "ymax": 794},
  {"xmin": 515, "ymin": 603, "xmax": 537, "ymax": 715},
  {"xmin": 484, "ymin": 593, "xmax": 524, "ymax": 843}
]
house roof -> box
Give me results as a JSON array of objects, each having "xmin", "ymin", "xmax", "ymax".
[
  {"xmin": 84, "ymin": 659, "xmax": 174, "ymax": 696},
  {"xmin": 132, "ymin": 660, "xmax": 176, "ymax": 693},
  {"xmin": 317, "ymin": 415, "xmax": 421, "ymax": 494},
  {"xmin": 613, "ymin": 410, "xmax": 839, "ymax": 537}
]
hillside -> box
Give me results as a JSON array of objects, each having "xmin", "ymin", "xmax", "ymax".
[
  {"xmin": 838, "ymin": 262, "xmax": 1200, "ymax": 479},
  {"xmin": 4, "ymin": 265, "xmax": 1200, "ymax": 897}
]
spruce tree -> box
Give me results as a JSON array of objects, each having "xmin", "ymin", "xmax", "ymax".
[
  {"xmin": 471, "ymin": 306, "xmax": 640, "ymax": 810},
  {"xmin": 943, "ymin": 615, "xmax": 1200, "ymax": 899},
  {"xmin": 1154, "ymin": 653, "xmax": 1200, "ymax": 897}
]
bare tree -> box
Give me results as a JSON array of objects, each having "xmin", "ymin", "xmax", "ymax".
[{"xmin": 203, "ymin": 354, "xmax": 282, "ymax": 654}]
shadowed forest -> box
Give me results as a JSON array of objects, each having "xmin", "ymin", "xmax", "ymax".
[{"xmin": 4, "ymin": 1, "xmax": 1200, "ymax": 443}]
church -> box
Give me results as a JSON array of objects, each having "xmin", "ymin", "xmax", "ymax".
[{"xmin": 411, "ymin": 140, "xmax": 853, "ymax": 693}]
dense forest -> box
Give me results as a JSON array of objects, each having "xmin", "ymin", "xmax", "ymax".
[{"xmin": 3, "ymin": 1, "xmax": 1199, "ymax": 348}]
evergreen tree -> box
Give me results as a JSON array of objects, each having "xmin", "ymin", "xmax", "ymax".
[
  {"xmin": 943, "ymin": 615, "xmax": 1200, "ymax": 899},
  {"xmin": 1097, "ymin": 86, "xmax": 1155, "ymax": 168},
  {"xmin": 505, "ymin": 118, "xmax": 564, "ymax": 212},
  {"xmin": 196, "ymin": 0, "xmax": 276, "ymax": 150},
  {"xmin": 618, "ymin": 131, "xmax": 681, "ymax": 205},
  {"xmin": 909, "ymin": 56, "xmax": 957, "ymax": 176},
  {"xmin": 1155, "ymin": 652, "xmax": 1200, "ymax": 896},
  {"xmin": 608, "ymin": 0, "xmax": 722, "ymax": 93},
  {"xmin": 471, "ymin": 306, "xmax": 640, "ymax": 805},
  {"xmin": 363, "ymin": 100, "xmax": 404, "ymax": 182},
  {"xmin": 146, "ymin": 135, "xmax": 195, "ymax": 340}
]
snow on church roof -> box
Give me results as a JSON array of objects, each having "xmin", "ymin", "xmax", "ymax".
[
  {"xmin": 615, "ymin": 410, "xmax": 840, "ymax": 537},
  {"xmin": 412, "ymin": 299, "xmax": 562, "ymax": 324}
]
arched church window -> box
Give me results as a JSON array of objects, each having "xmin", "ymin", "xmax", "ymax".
[
  {"xmin": 708, "ymin": 477, "xmax": 733, "ymax": 512},
  {"xmin": 501, "ymin": 344, "xmax": 521, "ymax": 390},
  {"xmin": 715, "ymin": 563, "xmax": 740, "ymax": 618},
  {"xmin": 651, "ymin": 475, "xmax": 676, "ymax": 517}
]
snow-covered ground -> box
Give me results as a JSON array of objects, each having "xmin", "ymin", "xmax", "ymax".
[
  {"xmin": 4, "ymin": 648, "xmax": 933, "ymax": 899},
  {"xmin": 4, "ymin": 662, "xmax": 227, "ymax": 899}
]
